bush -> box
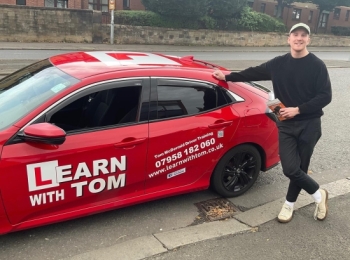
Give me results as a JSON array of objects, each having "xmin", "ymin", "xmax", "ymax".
[
  {"xmin": 331, "ymin": 26, "xmax": 350, "ymax": 36},
  {"xmin": 114, "ymin": 11, "xmax": 216, "ymax": 30},
  {"xmin": 237, "ymin": 7, "xmax": 286, "ymax": 32},
  {"xmin": 198, "ymin": 16, "xmax": 217, "ymax": 30},
  {"xmin": 114, "ymin": 9, "xmax": 286, "ymax": 33},
  {"xmin": 208, "ymin": 0, "xmax": 247, "ymax": 19},
  {"xmin": 115, "ymin": 11, "xmax": 165, "ymax": 27},
  {"xmin": 141, "ymin": 0, "xmax": 209, "ymax": 18}
]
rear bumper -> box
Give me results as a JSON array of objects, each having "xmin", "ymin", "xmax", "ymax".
[
  {"xmin": 263, "ymin": 162, "xmax": 280, "ymax": 172},
  {"xmin": 266, "ymin": 112, "xmax": 278, "ymax": 122}
]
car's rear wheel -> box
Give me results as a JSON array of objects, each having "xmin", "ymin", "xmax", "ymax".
[{"xmin": 211, "ymin": 144, "xmax": 261, "ymax": 197}]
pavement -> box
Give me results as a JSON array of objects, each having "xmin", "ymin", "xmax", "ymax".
[
  {"xmin": 147, "ymin": 193, "xmax": 350, "ymax": 260},
  {"xmin": 1, "ymin": 42, "xmax": 350, "ymax": 260},
  {"xmin": 64, "ymin": 178, "xmax": 350, "ymax": 260}
]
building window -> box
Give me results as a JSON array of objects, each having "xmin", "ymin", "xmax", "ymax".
[
  {"xmin": 89, "ymin": 0, "xmax": 108, "ymax": 12},
  {"xmin": 274, "ymin": 5, "xmax": 278, "ymax": 17},
  {"xmin": 333, "ymin": 8, "xmax": 340, "ymax": 20},
  {"xmin": 260, "ymin": 3, "xmax": 266, "ymax": 13},
  {"xmin": 308, "ymin": 11, "xmax": 313, "ymax": 22},
  {"xmin": 45, "ymin": 0, "xmax": 68, "ymax": 8},
  {"xmin": 123, "ymin": 0, "xmax": 130, "ymax": 10},
  {"xmin": 247, "ymin": 1, "xmax": 254, "ymax": 9},
  {"xmin": 16, "ymin": 0, "xmax": 26, "ymax": 5},
  {"xmin": 319, "ymin": 13, "xmax": 329, "ymax": 28},
  {"xmin": 292, "ymin": 8, "xmax": 302, "ymax": 20},
  {"xmin": 346, "ymin": 10, "xmax": 350, "ymax": 21}
]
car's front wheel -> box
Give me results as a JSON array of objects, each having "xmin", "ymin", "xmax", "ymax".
[{"xmin": 211, "ymin": 144, "xmax": 261, "ymax": 197}]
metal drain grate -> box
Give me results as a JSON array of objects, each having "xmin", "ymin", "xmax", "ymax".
[{"xmin": 195, "ymin": 198, "xmax": 240, "ymax": 221}]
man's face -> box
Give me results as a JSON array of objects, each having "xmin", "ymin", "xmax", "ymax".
[{"xmin": 288, "ymin": 28, "xmax": 310, "ymax": 52}]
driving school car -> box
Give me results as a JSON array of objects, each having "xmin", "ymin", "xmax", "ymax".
[{"xmin": 0, "ymin": 51, "xmax": 279, "ymax": 234}]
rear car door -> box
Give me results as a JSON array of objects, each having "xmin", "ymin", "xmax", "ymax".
[
  {"xmin": 0, "ymin": 78, "xmax": 150, "ymax": 225},
  {"xmin": 145, "ymin": 78, "xmax": 241, "ymax": 194}
]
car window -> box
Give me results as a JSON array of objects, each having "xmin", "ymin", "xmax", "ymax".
[
  {"xmin": 155, "ymin": 82, "xmax": 226, "ymax": 120},
  {"xmin": 0, "ymin": 59, "xmax": 79, "ymax": 131},
  {"xmin": 224, "ymin": 83, "xmax": 246, "ymax": 103},
  {"xmin": 49, "ymin": 85, "xmax": 142, "ymax": 132}
]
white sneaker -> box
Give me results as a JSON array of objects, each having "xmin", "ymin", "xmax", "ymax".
[
  {"xmin": 314, "ymin": 189, "xmax": 329, "ymax": 221},
  {"xmin": 277, "ymin": 203, "xmax": 293, "ymax": 223}
]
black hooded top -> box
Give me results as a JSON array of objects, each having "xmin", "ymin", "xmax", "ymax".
[{"xmin": 225, "ymin": 53, "xmax": 332, "ymax": 121}]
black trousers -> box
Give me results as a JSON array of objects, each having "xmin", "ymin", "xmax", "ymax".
[{"xmin": 277, "ymin": 118, "xmax": 321, "ymax": 202}]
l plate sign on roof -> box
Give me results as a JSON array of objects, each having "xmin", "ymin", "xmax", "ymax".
[{"xmin": 85, "ymin": 51, "xmax": 181, "ymax": 66}]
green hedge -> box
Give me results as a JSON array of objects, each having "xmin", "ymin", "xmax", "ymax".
[
  {"xmin": 114, "ymin": 9, "xmax": 286, "ymax": 33},
  {"xmin": 331, "ymin": 26, "xmax": 350, "ymax": 36},
  {"xmin": 141, "ymin": 0, "xmax": 209, "ymax": 19},
  {"xmin": 237, "ymin": 7, "xmax": 286, "ymax": 32},
  {"xmin": 114, "ymin": 11, "xmax": 216, "ymax": 30}
]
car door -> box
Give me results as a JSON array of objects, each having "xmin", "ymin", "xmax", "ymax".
[
  {"xmin": 0, "ymin": 78, "xmax": 150, "ymax": 225},
  {"xmin": 145, "ymin": 78, "xmax": 241, "ymax": 194}
]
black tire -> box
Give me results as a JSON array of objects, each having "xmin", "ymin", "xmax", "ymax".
[{"xmin": 211, "ymin": 144, "xmax": 261, "ymax": 197}]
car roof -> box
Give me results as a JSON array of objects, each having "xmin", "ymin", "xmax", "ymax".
[{"xmin": 50, "ymin": 51, "xmax": 226, "ymax": 79}]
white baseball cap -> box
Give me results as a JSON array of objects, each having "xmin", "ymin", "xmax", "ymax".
[{"xmin": 289, "ymin": 23, "xmax": 311, "ymax": 35}]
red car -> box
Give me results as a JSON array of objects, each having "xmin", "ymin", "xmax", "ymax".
[{"xmin": 0, "ymin": 51, "xmax": 279, "ymax": 234}]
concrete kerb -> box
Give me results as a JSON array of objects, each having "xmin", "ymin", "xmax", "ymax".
[
  {"xmin": 0, "ymin": 70, "xmax": 14, "ymax": 76},
  {"xmin": 64, "ymin": 177, "xmax": 350, "ymax": 260}
]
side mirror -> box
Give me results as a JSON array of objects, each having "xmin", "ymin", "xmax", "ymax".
[{"xmin": 21, "ymin": 123, "xmax": 66, "ymax": 145}]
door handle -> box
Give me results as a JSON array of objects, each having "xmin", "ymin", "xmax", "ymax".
[
  {"xmin": 208, "ymin": 120, "xmax": 233, "ymax": 129},
  {"xmin": 114, "ymin": 137, "xmax": 147, "ymax": 148}
]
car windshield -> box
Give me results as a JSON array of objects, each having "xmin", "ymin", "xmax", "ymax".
[{"xmin": 0, "ymin": 59, "xmax": 79, "ymax": 131}]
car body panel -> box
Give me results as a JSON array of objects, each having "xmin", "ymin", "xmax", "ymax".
[
  {"xmin": 146, "ymin": 105, "xmax": 241, "ymax": 193},
  {"xmin": 49, "ymin": 51, "xmax": 227, "ymax": 80},
  {"xmin": 0, "ymin": 123, "xmax": 148, "ymax": 224},
  {"xmin": 0, "ymin": 51, "xmax": 279, "ymax": 234}
]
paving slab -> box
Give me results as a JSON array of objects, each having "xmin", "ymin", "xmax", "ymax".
[
  {"xmin": 65, "ymin": 235, "xmax": 167, "ymax": 260},
  {"xmin": 233, "ymin": 198, "xmax": 285, "ymax": 227},
  {"xmin": 153, "ymin": 218, "xmax": 251, "ymax": 250}
]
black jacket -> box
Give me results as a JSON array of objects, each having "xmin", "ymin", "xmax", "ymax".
[{"xmin": 225, "ymin": 53, "xmax": 332, "ymax": 121}]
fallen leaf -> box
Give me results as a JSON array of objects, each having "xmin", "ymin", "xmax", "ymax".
[{"xmin": 250, "ymin": 227, "xmax": 259, "ymax": 232}]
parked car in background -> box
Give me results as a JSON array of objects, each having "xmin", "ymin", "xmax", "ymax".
[{"xmin": 0, "ymin": 51, "xmax": 279, "ymax": 234}]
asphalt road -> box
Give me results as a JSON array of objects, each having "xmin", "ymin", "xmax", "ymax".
[
  {"xmin": 0, "ymin": 49, "xmax": 350, "ymax": 61},
  {"xmin": 0, "ymin": 50, "xmax": 349, "ymax": 259}
]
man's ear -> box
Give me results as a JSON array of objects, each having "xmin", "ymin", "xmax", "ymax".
[{"xmin": 306, "ymin": 36, "xmax": 311, "ymax": 46}]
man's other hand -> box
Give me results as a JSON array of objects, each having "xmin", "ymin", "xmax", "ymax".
[
  {"xmin": 212, "ymin": 69, "xmax": 226, "ymax": 81},
  {"xmin": 280, "ymin": 107, "xmax": 300, "ymax": 119}
]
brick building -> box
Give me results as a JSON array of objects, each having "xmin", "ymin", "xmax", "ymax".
[
  {"xmin": 87, "ymin": 0, "xmax": 145, "ymax": 12},
  {"xmin": 0, "ymin": 0, "xmax": 87, "ymax": 9},
  {"xmin": 0, "ymin": 0, "xmax": 144, "ymax": 11},
  {"xmin": 250, "ymin": 0, "xmax": 350, "ymax": 33}
]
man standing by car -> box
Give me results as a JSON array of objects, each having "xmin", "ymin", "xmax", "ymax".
[{"xmin": 212, "ymin": 23, "xmax": 332, "ymax": 223}]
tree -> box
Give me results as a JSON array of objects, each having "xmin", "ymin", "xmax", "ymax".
[
  {"xmin": 208, "ymin": 0, "xmax": 248, "ymax": 19},
  {"xmin": 337, "ymin": 0, "xmax": 350, "ymax": 6},
  {"xmin": 141, "ymin": 0, "xmax": 210, "ymax": 18}
]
